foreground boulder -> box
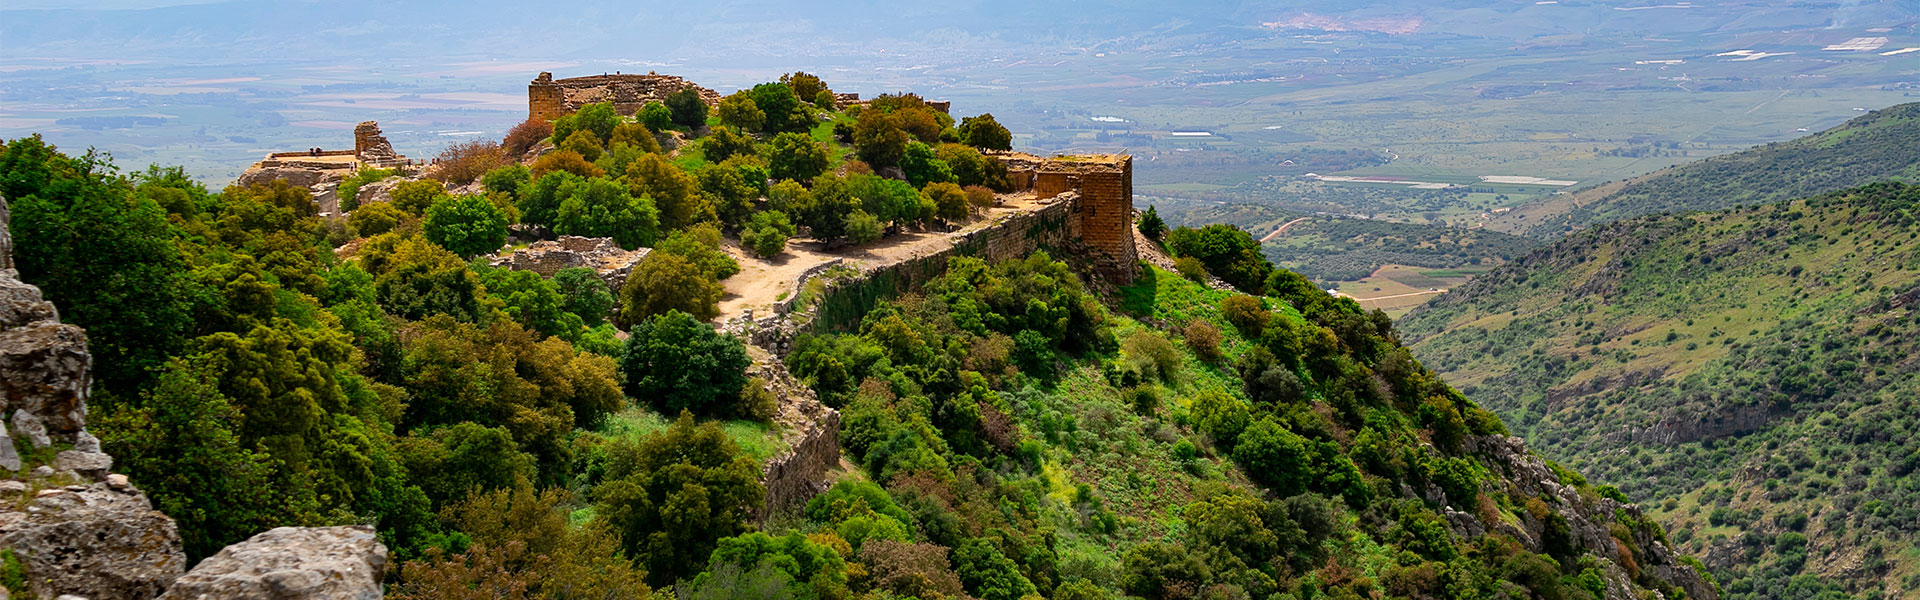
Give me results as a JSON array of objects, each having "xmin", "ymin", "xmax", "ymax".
[
  {"xmin": 159, "ymin": 526, "xmax": 387, "ymax": 600},
  {"xmin": 0, "ymin": 478, "xmax": 188, "ymax": 600}
]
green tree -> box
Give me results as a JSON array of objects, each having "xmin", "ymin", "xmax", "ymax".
[
  {"xmin": 397, "ymin": 422, "xmax": 537, "ymax": 508},
  {"xmin": 741, "ymin": 210, "xmax": 796, "ymax": 258},
  {"xmin": 657, "ymin": 223, "xmax": 740, "ymax": 280},
  {"xmin": 560, "ymin": 129, "xmax": 605, "ymax": 162},
  {"xmin": 788, "ymin": 176, "xmax": 859, "ymax": 245},
  {"xmin": 638, "ymin": 101, "xmax": 674, "ymax": 132},
  {"xmin": 923, "ymin": 181, "xmax": 969, "ymax": 223},
  {"xmin": 626, "ymin": 152, "xmax": 710, "ymax": 230},
  {"xmin": 389, "ymin": 179, "xmax": 448, "ymax": 216},
  {"xmin": 1233, "ymin": 417, "xmax": 1315, "ymax": 496},
  {"xmin": 901, "ymin": 142, "xmax": 955, "ymax": 187},
  {"xmin": 423, "ymin": 194, "xmax": 509, "ymax": 258},
  {"xmin": 751, "ymin": 82, "xmax": 810, "ymax": 133},
  {"xmin": 552, "ymin": 267, "xmax": 614, "ymax": 327},
  {"xmin": 594, "ymin": 412, "xmax": 764, "ymax": 586},
  {"xmin": 703, "ymin": 125, "xmax": 757, "ymax": 163},
  {"xmin": 1138, "ymin": 205, "xmax": 1166, "ymax": 241},
  {"xmin": 1120, "ymin": 542, "xmax": 1211, "ymax": 600},
  {"xmin": 517, "ymin": 170, "xmax": 580, "ymax": 229},
  {"xmin": 554, "ymin": 102, "xmax": 620, "ymax": 144},
  {"xmin": 848, "ymin": 173, "xmax": 923, "ymax": 227},
  {"xmin": 854, "ymin": 111, "xmax": 909, "ymax": 168},
  {"xmin": 476, "ymin": 267, "xmax": 581, "ymax": 339},
  {"xmin": 958, "ymin": 113, "xmax": 1013, "ymax": 151},
  {"xmin": 348, "ymin": 200, "xmax": 405, "ymax": 236},
  {"xmin": 555, "ymin": 176, "xmax": 660, "ymax": 250},
  {"xmin": 621, "ymin": 309, "xmax": 750, "ymax": 418},
  {"xmin": 1166, "ymin": 224, "xmax": 1273, "ymax": 294},
  {"xmin": 954, "ymin": 539, "xmax": 1038, "ymax": 600},
  {"xmin": 667, "ymin": 88, "xmax": 710, "ymax": 128},
  {"xmin": 93, "ymin": 358, "xmax": 313, "ymax": 559},
  {"xmin": 696, "ymin": 163, "xmax": 759, "ymax": 229},
  {"xmin": 480, "ymin": 164, "xmax": 531, "ymax": 203},
  {"xmin": 768, "ymin": 132, "xmax": 831, "ymax": 183},
  {"xmin": 779, "ymin": 72, "xmax": 832, "ymax": 106},
  {"xmin": 717, "ymin": 92, "xmax": 766, "ymax": 132},
  {"xmin": 3, "ymin": 138, "xmax": 196, "ymax": 396},
  {"xmin": 618, "ymin": 252, "xmax": 723, "ymax": 324}
]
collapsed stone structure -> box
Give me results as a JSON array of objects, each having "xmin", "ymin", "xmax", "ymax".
[
  {"xmin": 235, "ymin": 121, "xmax": 413, "ymax": 215},
  {"xmin": 528, "ymin": 71, "xmax": 722, "ymax": 122},
  {"xmin": 488, "ymin": 235, "xmax": 652, "ymax": 293}
]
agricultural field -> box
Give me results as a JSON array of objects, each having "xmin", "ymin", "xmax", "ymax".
[{"xmin": 1333, "ymin": 264, "xmax": 1487, "ymax": 318}]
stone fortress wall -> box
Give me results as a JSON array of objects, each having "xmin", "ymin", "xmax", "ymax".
[{"xmin": 528, "ymin": 71, "xmax": 723, "ymax": 122}]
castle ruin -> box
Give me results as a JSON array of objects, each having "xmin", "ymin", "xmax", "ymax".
[
  {"xmin": 528, "ymin": 72, "xmax": 722, "ymax": 122},
  {"xmin": 993, "ymin": 152, "xmax": 1139, "ymax": 284}
]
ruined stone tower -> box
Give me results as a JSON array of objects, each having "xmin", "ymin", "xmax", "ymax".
[{"xmin": 993, "ymin": 152, "xmax": 1140, "ymax": 284}]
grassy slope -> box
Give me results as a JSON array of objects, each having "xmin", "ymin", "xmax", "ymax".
[
  {"xmin": 1489, "ymin": 103, "xmax": 1920, "ymax": 239},
  {"xmin": 1400, "ymin": 183, "xmax": 1920, "ymax": 598}
]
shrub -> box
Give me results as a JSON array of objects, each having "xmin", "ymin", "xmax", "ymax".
[
  {"xmin": 1184, "ymin": 318, "xmax": 1224, "ymax": 363},
  {"xmin": 560, "ymin": 129, "xmax": 605, "ymax": 162},
  {"xmin": 530, "ymin": 149, "xmax": 604, "ymax": 180},
  {"xmin": 621, "ymin": 310, "xmax": 751, "ymax": 417},
  {"xmin": 854, "ymin": 111, "xmax": 909, "ymax": 168},
  {"xmin": 502, "ymin": 119, "xmax": 553, "ymax": 157},
  {"xmin": 1123, "ymin": 330, "xmax": 1182, "ymax": 382},
  {"xmin": 347, "ymin": 200, "xmax": 405, "ymax": 236},
  {"xmin": 423, "ymin": 194, "xmax": 509, "ymax": 258},
  {"xmin": 656, "ymin": 223, "xmax": 740, "ymax": 280},
  {"xmin": 963, "ymin": 185, "xmax": 996, "ymax": 213},
  {"xmin": 1220, "ymin": 295, "xmax": 1269, "ymax": 337},
  {"xmin": 619, "ymin": 252, "xmax": 722, "ymax": 324},
  {"xmin": 337, "ymin": 167, "xmax": 399, "ymax": 212},
  {"xmin": 430, "ymin": 140, "xmax": 508, "ymax": 186},
  {"xmin": 1175, "ymin": 256, "xmax": 1208, "ymax": 282},
  {"xmin": 845, "ymin": 210, "xmax": 884, "ymax": 245},
  {"xmin": 923, "ymin": 181, "xmax": 968, "ymax": 223},
  {"xmin": 741, "ymin": 210, "xmax": 796, "ymax": 258},
  {"xmin": 1167, "ymin": 225, "xmax": 1272, "ymax": 294},
  {"xmin": 1233, "ymin": 417, "xmax": 1313, "ymax": 495}
]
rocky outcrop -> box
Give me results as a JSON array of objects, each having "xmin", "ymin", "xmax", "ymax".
[
  {"xmin": 1469, "ymin": 435, "xmax": 1717, "ymax": 600},
  {"xmin": 159, "ymin": 526, "xmax": 387, "ymax": 600},
  {"xmin": 0, "ymin": 477, "xmax": 188, "ymax": 600},
  {"xmin": 0, "ymin": 194, "xmax": 109, "ymax": 479}
]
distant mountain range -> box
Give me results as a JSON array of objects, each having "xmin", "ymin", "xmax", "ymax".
[{"xmin": 5, "ymin": 0, "xmax": 1917, "ymax": 61}]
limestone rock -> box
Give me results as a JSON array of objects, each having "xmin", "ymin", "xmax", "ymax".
[
  {"xmin": 161, "ymin": 525, "xmax": 388, "ymax": 600},
  {"xmin": 0, "ymin": 481, "xmax": 188, "ymax": 600},
  {"xmin": 0, "ymin": 320, "xmax": 92, "ymax": 450}
]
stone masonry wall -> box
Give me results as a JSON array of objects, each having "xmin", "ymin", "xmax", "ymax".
[{"xmin": 529, "ymin": 71, "xmax": 722, "ymax": 122}]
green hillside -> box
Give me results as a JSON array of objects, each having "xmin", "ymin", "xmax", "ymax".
[
  {"xmin": 1163, "ymin": 202, "xmax": 1539, "ymax": 283},
  {"xmin": 1401, "ymin": 183, "xmax": 1920, "ymax": 599},
  {"xmin": 1491, "ymin": 104, "xmax": 1920, "ymax": 239}
]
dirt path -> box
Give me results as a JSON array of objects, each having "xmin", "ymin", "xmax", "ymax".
[
  {"xmin": 1259, "ymin": 217, "xmax": 1313, "ymax": 243},
  {"xmin": 714, "ymin": 197, "xmax": 1048, "ymax": 324}
]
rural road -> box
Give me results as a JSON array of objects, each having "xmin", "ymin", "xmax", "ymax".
[
  {"xmin": 1260, "ymin": 217, "xmax": 1313, "ymax": 243},
  {"xmin": 1351, "ymin": 289, "xmax": 1448, "ymax": 302}
]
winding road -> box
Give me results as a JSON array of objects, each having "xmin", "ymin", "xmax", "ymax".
[{"xmin": 1259, "ymin": 217, "xmax": 1314, "ymax": 243}]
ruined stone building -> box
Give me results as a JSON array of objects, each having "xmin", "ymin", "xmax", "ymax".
[
  {"xmin": 992, "ymin": 152, "xmax": 1140, "ymax": 283},
  {"xmin": 235, "ymin": 121, "xmax": 412, "ymax": 214},
  {"xmin": 528, "ymin": 72, "xmax": 722, "ymax": 122}
]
